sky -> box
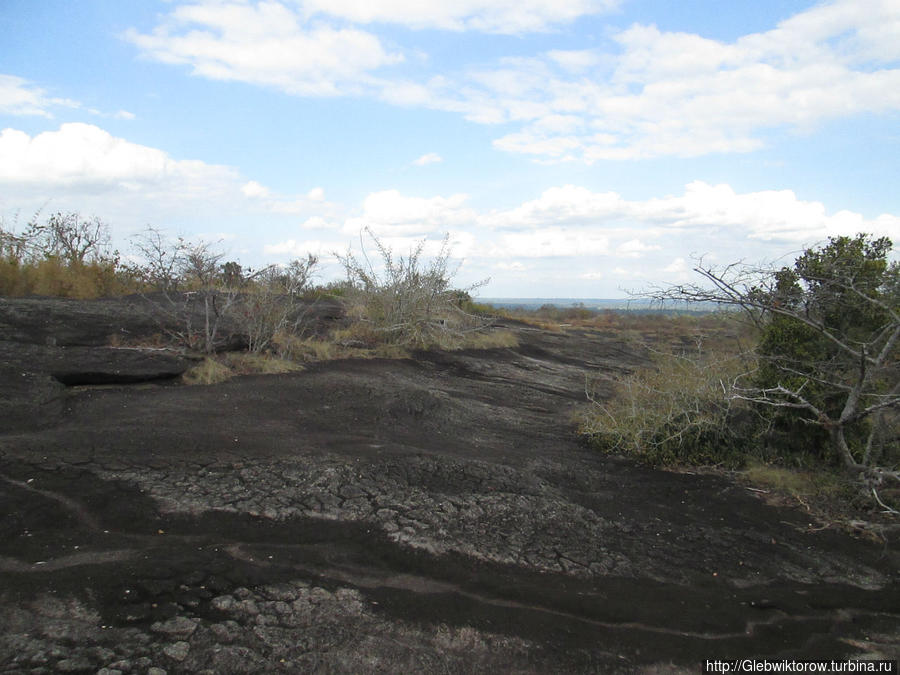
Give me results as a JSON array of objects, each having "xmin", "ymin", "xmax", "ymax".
[{"xmin": 1, "ymin": 0, "xmax": 898, "ymax": 298}]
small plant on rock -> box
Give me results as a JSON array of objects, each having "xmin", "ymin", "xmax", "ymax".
[{"xmin": 336, "ymin": 228, "xmax": 489, "ymax": 349}]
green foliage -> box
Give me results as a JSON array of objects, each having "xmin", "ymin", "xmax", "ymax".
[{"xmin": 751, "ymin": 234, "xmax": 899, "ymax": 467}]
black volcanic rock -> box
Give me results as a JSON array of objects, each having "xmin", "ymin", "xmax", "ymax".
[{"xmin": 0, "ymin": 295, "xmax": 898, "ymax": 673}]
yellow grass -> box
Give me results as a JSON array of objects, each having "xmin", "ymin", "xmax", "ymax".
[{"xmin": 182, "ymin": 353, "xmax": 301, "ymax": 385}]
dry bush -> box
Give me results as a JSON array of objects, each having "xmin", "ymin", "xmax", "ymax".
[
  {"xmin": 336, "ymin": 229, "xmax": 490, "ymax": 349},
  {"xmin": 128, "ymin": 228, "xmax": 319, "ymax": 355},
  {"xmin": 581, "ymin": 341, "xmax": 760, "ymax": 467},
  {"xmin": 1, "ymin": 211, "xmax": 137, "ymax": 298}
]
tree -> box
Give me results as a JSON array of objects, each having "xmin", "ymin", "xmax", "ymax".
[
  {"xmin": 129, "ymin": 228, "xmax": 319, "ymax": 355},
  {"xmin": 129, "ymin": 226, "xmax": 188, "ymax": 292},
  {"xmin": 129, "ymin": 230, "xmax": 235, "ymax": 353},
  {"xmin": 658, "ymin": 235, "xmax": 899, "ymax": 493},
  {"xmin": 28, "ymin": 212, "xmax": 111, "ymax": 265}
]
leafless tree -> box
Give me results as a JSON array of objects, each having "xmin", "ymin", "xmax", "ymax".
[
  {"xmin": 130, "ymin": 228, "xmax": 319, "ymax": 355},
  {"xmin": 28, "ymin": 212, "xmax": 111, "ymax": 264}
]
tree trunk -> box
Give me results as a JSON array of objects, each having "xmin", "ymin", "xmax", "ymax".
[{"xmin": 829, "ymin": 424, "xmax": 861, "ymax": 472}]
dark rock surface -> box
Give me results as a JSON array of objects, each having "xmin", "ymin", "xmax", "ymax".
[{"xmin": 1, "ymin": 297, "xmax": 898, "ymax": 673}]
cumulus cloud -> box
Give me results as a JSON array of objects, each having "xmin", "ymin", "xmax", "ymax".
[
  {"xmin": 301, "ymin": 0, "xmax": 620, "ymax": 33},
  {"xmin": 426, "ymin": 0, "xmax": 900, "ymax": 160},
  {"xmin": 0, "ymin": 123, "xmax": 239, "ymax": 191},
  {"xmin": 482, "ymin": 180, "xmax": 900, "ymax": 243},
  {"xmin": 241, "ymin": 180, "xmax": 271, "ymax": 198},
  {"xmin": 488, "ymin": 228, "xmax": 611, "ymax": 258},
  {"xmin": 125, "ymin": 1, "xmax": 403, "ymax": 96},
  {"xmin": 412, "ymin": 152, "xmax": 443, "ymax": 166},
  {"xmin": 264, "ymin": 180, "xmax": 900, "ymax": 273},
  {"xmin": 263, "ymin": 238, "xmax": 337, "ymax": 258},
  {"xmin": 122, "ymin": 1, "xmax": 900, "ymax": 162},
  {"xmin": 0, "ymin": 74, "xmax": 83, "ymax": 118},
  {"xmin": 0, "ymin": 123, "xmax": 337, "ymax": 253},
  {"xmin": 482, "ymin": 185, "xmax": 626, "ymax": 228},
  {"xmin": 616, "ymin": 238, "xmax": 660, "ymax": 258},
  {"xmin": 240, "ymin": 182, "xmax": 334, "ymax": 214},
  {"xmin": 342, "ymin": 189, "xmax": 475, "ymax": 236}
]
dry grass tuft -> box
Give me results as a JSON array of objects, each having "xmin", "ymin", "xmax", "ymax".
[
  {"xmin": 182, "ymin": 353, "xmax": 301, "ymax": 385},
  {"xmin": 741, "ymin": 462, "xmax": 847, "ymax": 504},
  {"xmin": 454, "ymin": 329, "xmax": 519, "ymax": 350},
  {"xmin": 181, "ymin": 357, "xmax": 234, "ymax": 385}
]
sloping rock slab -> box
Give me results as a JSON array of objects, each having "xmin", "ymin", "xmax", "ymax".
[
  {"xmin": 0, "ymin": 342, "xmax": 196, "ymax": 385},
  {"xmin": 47, "ymin": 346, "xmax": 197, "ymax": 385},
  {"xmin": 0, "ymin": 296, "xmax": 163, "ymax": 346},
  {"xmin": 0, "ymin": 295, "xmax": 344, "ymax": 348}
]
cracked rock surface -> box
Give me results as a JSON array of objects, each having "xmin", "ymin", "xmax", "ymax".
[{"xmin": 1, "ymin": 297, "xmax": 899, "ymax": 673}]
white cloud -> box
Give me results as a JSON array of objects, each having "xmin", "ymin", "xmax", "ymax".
[
  {"xmin": 412, "ymin": 152, "xmax": 443, "ymax": 166},
  {"xmin": 483, "ymin": 185, "xmax": 626, "ymax": 228},
  {"xmin": 300, "ymin": 0, "xmax": 620, "ymax": 34},
  {"xmin": 421, "ymin": 0, "xmax": 900, "ymax": 161},
  {"xmin": 241, "ymin": 180, "xmax": 271, "ymax": 198},
  {"xmin": 662, "ymin": 257, "xmax": 689, "ymax": 279},
  {"xmin": 0, "ymin": 123, "xmax": 239, "ymax": 191},
  {"xmin": 490, "ymin": 227, "xmax": 610, "ymax": 258},
  {"xmin": 0, "ymin": 74, "xmax": 138, "ymax": 121},
  {"xmin": 0, "ymin": 123, "xmax": 336, "ymax": 255},
  {"xmin": 125, "ymin": 1, "xmax": 403, "ymax": 96},
  {"xmin": 0, "ymin": 74, "xmax": 82, "ymax": 118},
  {"xmin": 121, "ymin": 1, "xmax": 900, "ymax": 162},
  {"xmin": 546, "ymin": 49, "xmax": 602, "ymax": 72},
  {"xmin": 237, "ymin": 181, "xmax": 900, "ymax": 294},
  {"xmin": 263, "ymin": 238, "xmax": 336, "ymax": 258},
  {"xmin": 242, "ymin": 182, "xmax": 330, "ymax": 215},
  {"xmin": 616, "ymin": 238, "xmax": 660, "ymax": 257},
  {"xmin": 343, "ymin": 189, "xmax": 474, "ymax": 236},
  {"xmin": 300, "ymin": 215, "xmax": 338, "ymax": 229},
  {"xmin": 481, "ymin": 180, "xmax": 900, "ymax": 243},
  {"xmin": 495, "ymin": 261, "xmax": 529, "ymax": 271},
  {"xmin": 629, "ymin": 181, "xmax": 900, "ymax": 241},
  {"xmin": 262, "ymin": 181, "xmax": 899, "ymax": 274}
]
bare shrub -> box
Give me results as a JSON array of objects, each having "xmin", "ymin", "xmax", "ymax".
[
  {"xmin": 336, "ymin": 228, "xmax": 489, "ymax": 349},
  {"xmin": 238, "ymin": 254, "xmax": 319, "ymax": 353},
  {"xmin": 129, "ymin": 228, "xmax": 318, "ymax": 355},
  {"xmin": 1, "ymin": 210, "xmax": 132, "ymax": 298},
  {"xmin": 582, "ymin": 340, "xmax": 760, "ymax": 467}
]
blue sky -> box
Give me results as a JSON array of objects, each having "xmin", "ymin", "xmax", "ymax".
[{"xmin": 1, "ymin": 0, "xmax": 898, "ymax": 297}]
